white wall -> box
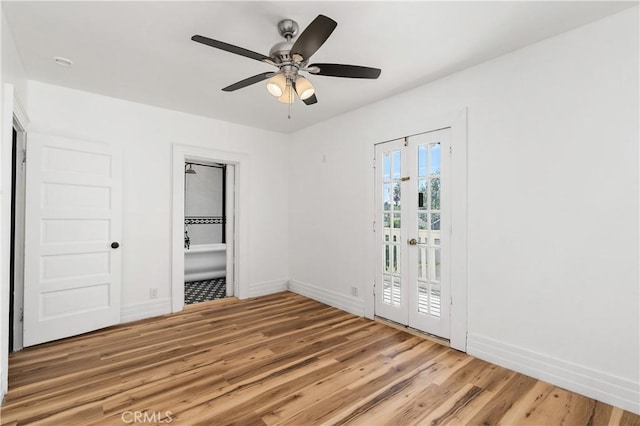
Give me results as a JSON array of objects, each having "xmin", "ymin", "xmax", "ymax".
[
  {"xmin": 0, "ymin": 9, "xmax": 28, "ymax": 400},
  {"xmin": 289, "ymin": 8, "xmax": 639, "ymax": 413},
  {"xmin": 1, "ymin": 12, "xmax": 27, "ymax": 103},
  {"xmin": 26, "ymin": 81, "xmax": 290, "ymax": 315}
]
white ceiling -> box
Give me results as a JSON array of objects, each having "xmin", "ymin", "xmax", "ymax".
[{"xmin": 2, "ymin": 1, "xmax": 634, "ymax": 133}]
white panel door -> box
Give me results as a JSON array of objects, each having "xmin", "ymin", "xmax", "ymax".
[
  {"xmin": 23, "ymin": 133, "xmax": 122, "ymax": 347},
  {"xmin": 375, "ymin": 128, "xmax": 451, "ymax": 338}
]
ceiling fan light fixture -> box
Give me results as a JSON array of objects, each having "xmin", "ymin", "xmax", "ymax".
[
  {"xmin": 295, "ymin": 76, "xmax": 315, "ymax": 100},
  {"xmin": 266, "ymin": 73, "xmax": 286, "ymax": 97},
  {"xmin": 277, "ymin": 84, "xmax": 295, "ymax": 104}
]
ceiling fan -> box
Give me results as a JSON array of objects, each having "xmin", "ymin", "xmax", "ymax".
[{"xmin": 191, "ymin": 15, "xmax": 381, "ymax": 106}]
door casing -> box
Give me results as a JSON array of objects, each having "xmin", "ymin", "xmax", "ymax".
[{"xmin": 10, "ymin": 120, "xmax": 26, "ymax": 352}]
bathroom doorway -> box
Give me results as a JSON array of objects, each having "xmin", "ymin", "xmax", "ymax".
[{"xmin": 183, "ymin": 161, "xmax": 235, "ymax": 304}]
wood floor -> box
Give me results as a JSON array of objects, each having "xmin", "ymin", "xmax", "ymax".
[{"xmin": 1, "ymin": 292, "xmax": 638, "ymax": 425}]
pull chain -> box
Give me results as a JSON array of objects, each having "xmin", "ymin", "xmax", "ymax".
[{"xmin": 288, "ymin": 79, "xmax": 293, "ymax": 119}]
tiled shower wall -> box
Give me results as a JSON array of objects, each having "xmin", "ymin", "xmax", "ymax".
[{"xmin": 185, "ymin": 164, "xmax": 224, "ymax": 245}]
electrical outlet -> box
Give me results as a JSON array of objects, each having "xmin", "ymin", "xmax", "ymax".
[
  {"xmin": 150, "ymin": 288, "xmax": 158, "ymax": 299},
  {"xmin": 351, "ymin": 287, "xmax": 358, "ymax": 297}
]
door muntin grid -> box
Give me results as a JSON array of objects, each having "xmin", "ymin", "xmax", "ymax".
[
  {"xmin": 382, "ymin": 150, "xmax": 402, "ymax": 306},
  {"xmin": 416, "ymin": 142, "xmax": 442, "ymax": 317}
]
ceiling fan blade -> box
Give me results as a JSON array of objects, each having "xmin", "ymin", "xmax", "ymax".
[
  {"xmin": 192, "ymin": 35, "xmax": 270, "ymax": 63},
  {"xmin": 291, "ymin": 15, "xmax": 337, "ymax": 61},
  {"xmin": 302, "ymin": 93, "xmax": 318, "ymax": 105},
  {"xmin": 222, "ymin": 72, "xmax": 274, "ymax": 92},
  {"xmin": 309, "ymin": 63, "xmax": 381, "ymax": 79}
]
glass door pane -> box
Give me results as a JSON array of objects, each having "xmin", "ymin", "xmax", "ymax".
[
  {"xmin": 416, "ymin": 141, "xmax": 441, "ymax": 318},
  {"xmin": 382, "ymin": 149, "xmax": 402, "ymax": 306}
]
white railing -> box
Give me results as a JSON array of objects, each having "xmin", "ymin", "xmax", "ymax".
[{"xmin": 382, "ymin": 227, "xmax": 441, "ymax": 317}]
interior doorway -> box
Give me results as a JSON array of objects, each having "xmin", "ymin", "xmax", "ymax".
[
  {"xmin": 183, "ymin": 161, "xmax": 234, "ymax": 304},
  {"xmin": 171, "ymin": 144, "xmax": 245, "ymax": 313},
  {"xmin": 374, "ymin": 128, "xmax": 451, "ymax": 339}
]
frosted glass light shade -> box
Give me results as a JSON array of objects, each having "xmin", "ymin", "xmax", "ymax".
[
  {"xmin": 266, "ymin": 74, "xmax": 286, "ymax": 97},
  {"xmin": 295, "ymin": 76, "xmax": 315, "ymax": 100},
  {"xmin": 277, "ymin": 85, "xmax": 295, "ymax": 104}
]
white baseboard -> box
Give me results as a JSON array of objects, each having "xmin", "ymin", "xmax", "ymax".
[
  {"xmin": 248, "ymin": 278, "xmax": 289, "ymax": 298},
  {"xmin": 468, "ymin": 333, "xmax": 639, "ymax": 414},
  {"xmin": 289, "ymin": 279, "xmax": 365, "ymax": 317},
  {"xmin": 121, "ymin": 298, "xmax": 172, "ymax": 324}
]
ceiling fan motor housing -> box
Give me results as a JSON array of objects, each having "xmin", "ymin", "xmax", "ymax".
[{"xmin": 269, "ymin": 40, "xmax": 294, "ymax": 64}]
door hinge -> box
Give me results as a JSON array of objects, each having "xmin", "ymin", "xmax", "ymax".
[
  {"xmin": 22, "ymin": 149, "xmax": 26, "ymax": 164},
  {"xmin": 449, "ymin": 146, "xmax": 452, "ymax": 155},
  {"xmin": 372, "ymin": 221, "xmax": 376, "ymax": 232}
]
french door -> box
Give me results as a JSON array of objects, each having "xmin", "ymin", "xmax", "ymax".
[{"xmin": 374, "ymin": 128, "xmax": 451, "ymax": 338}]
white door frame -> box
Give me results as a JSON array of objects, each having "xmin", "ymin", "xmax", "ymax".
[
  {"xmin": 364, "ymin": 108, "xmax": 468, "ymax": 352},
  {"xmin": 11, "ymin": 111, "xmax": 28, "ymax": 352},
  {"xmin": 224, "ymin": 165, "xmax": 235, "ymax": 297},
  {"xmin": 171, "ymin": 144, "xmax": 248, "ymax": 312},
  {"xmin": 1, "ymin": 85, "xmax": 30, "ymax": 399}
]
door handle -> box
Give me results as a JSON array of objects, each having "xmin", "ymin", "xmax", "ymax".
[
  {"xmin": 111, "ymin": 242, "xmax": 120, "ymax": 249},
  {"xmin": 408, "ymin": 238, "xmax": 417, "ymax": 246}
]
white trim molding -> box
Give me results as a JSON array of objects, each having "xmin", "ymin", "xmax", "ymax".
[
  {"xmin": 468, "ymin": 333, "xmax": 640, "ymax": 415},
  {"xmin": 0, "ymin": 84, "xmax": 15, "ymax": 401},
  {"xmin": 121, "ymin": 298, "xmax": 172, "ymax": 324},
  {"xmin": 12, "ymin": 92, "xmax": 29, "ymax": 131},
  {"xmin": 248, "ymin": 279, "xmax": 289, "ymax": 298},
  {"xmin": 289, "ymin": 279, "xmax": 365, "ymax": 317}
]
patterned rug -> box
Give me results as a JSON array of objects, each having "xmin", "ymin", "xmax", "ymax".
[{"xmin": 184, "ymin": 278, "xmax": 226, "ymax": 305}]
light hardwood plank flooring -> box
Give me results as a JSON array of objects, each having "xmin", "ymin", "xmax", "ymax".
[{"xmin": 1, "ymin": 292, "xmax": 638, "ymax": 425}]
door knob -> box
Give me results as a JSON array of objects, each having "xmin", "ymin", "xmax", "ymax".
[
  {"xmin": 408, "ymin": 238, "xmax": 417, "ymax": 246},
  {"xmin": 111, "ymin": 242, "xmax": 120, "ymax": 249}
]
